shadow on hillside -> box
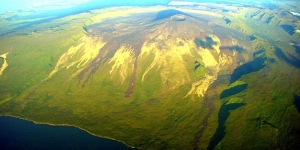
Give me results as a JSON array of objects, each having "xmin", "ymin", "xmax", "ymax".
[
  {"xmin": 275, "ymin": 47, "xmax": 300, "ymax": 68},
  {"xmin": 1, "ymin": 17, "xmax": 59, "ymax": 36},
  {"xmin": 194, "ymin": 37, "xmax": 218, "ymax": 50},
  {"xmin": 280, "ymin": 25, "xmax": 295, "ymax": 36},
  {"xmin": 220, "ymin": 45, "xmax": 246, "ymax": 52},
  {"xmin": 294, "ymin": 94, "xmax": 300, "ymax": 113},
  {"xmin": 230, "ymin": 55, "xmax": 266, "ymax": 83},
  {"xmin": 223, "ymin": 17, "xmax": 231, "ymax": 24},
  {"xmin": 194, "ymin": 60, "xmax": 202, "ymax": 70},
  {"xmin": 207, "ymin": 103, "xmax": 245, "ymax": 150},
  {"xmin": 293, "ymin": 45, "xmax": 300, "ymax": 56},
  {"xmin": 249, "ymin": 35, "xmax": 256, "ymax": 41},
  {"xmin": 153, "ymin": 9, "xmax": 188, "ymax": 21}
]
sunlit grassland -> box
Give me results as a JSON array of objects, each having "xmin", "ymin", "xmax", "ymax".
[
  {"xmin": 213, "ymin": 36, "xmax": 300, "ymax": 149},
  {"xmin": 225, "ymin": 6, "xmax": 298, "ymax": 42},
  {"xmin": 218, "ymin": 64, "xmax": 300, "ymax": 149},
  {"xmin": 17, "ymin": 61, "xmax": 206, "ymax": 149},
  {"xmin": 0, "ymin": 27, "xmax": 208, "ymax": 149},
  {"xmin": 200, "ymin": 7, "xmax": 300, "ymax": 147},
  {"xmin": 0, "ymin": 12, "xmax": 90, "ymax": 106},
  {"xmin": 182, "ymin": 47, "xmax": 207, "ymax": 80}
]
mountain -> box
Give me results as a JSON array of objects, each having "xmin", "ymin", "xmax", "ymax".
[{"xmin": 0, "ymin": 2, "xmax": 300, "ymax": 150}]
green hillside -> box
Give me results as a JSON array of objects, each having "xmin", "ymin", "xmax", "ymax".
[{"xmin": 0, "ymin": 2, "xmax": 299, "ymax": 150}]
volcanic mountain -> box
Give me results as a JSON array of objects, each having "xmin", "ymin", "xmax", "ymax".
[
  {"xmin": 45, "ymin": 9, "xmax": 253, "ymax": 99},
  {"xmin": 0, "ymin": 5, "xmax": 299, "ymax": 150}
]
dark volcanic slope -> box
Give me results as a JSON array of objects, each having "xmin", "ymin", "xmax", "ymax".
[{"xmin": 152, "ymin": 9, "xmax": 194, "ymax": 21}]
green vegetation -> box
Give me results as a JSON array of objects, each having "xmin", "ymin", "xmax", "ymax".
[
  {"xmin": 0, "ymin": 57, "xmax": 3, "ymax": 67},
  {"xmin": 219, "ymin": 81, "xmax": 248, "ymax": 99},
  {"xmin": 194, "ymin": 61, "xmax": 207, "ymax": 78},
  {"xmin": 228, "ymin": 80, "xmax": 247, "ymax": 89},
  {"xmin": 0, "ymin": 2, "xmax": 300, "ymax": 150},
  {"xmin": 226, "ymin": 97, "xmax": 244, "ymax": 104}
]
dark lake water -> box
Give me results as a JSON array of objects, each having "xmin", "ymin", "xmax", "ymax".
[{"xmin": 0, "ymin": 116, "xmax": 135, "ymax": 150}]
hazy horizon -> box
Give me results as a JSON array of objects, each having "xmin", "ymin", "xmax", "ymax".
[
  {"xmin": 1, "ymin": 0, "xmax": 284, "ymax": 14},
  {"xmin": 0, "ymin": 0, "xmax": 171, "ymax": 14}
]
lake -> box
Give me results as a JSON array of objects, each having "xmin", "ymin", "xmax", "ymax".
[{"xmin": 0, "ymin": 116, "xmax": 135, "ymax": 150}]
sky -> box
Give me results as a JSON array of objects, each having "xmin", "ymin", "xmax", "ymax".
[
  {"xmin": 0, "ymin": 0, "xmax": 171, "ymax": 14},
  {"xmin": 0, "ymin": 0, "xmax": 232, "ymax": 14},
  {"xmin": 0, "ymin": 0, "xmax": 95, "ymax": 13},
  {"xmin": 1, "ymin": 0, "xmax": 297, "ymax": 15}
]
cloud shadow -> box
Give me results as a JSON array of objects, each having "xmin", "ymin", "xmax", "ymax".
[
  {"xmin": 194, "ymin": 37, "xmax": 218, "ymax": 50},
  {"xmin": 221, "ymin": 45, "xmax": 246, "ymax": 52}
]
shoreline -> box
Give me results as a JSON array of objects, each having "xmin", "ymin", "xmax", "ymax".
[{"xmin": 0, "ymin": 114, "xmax": 137, "ymax": 149}]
